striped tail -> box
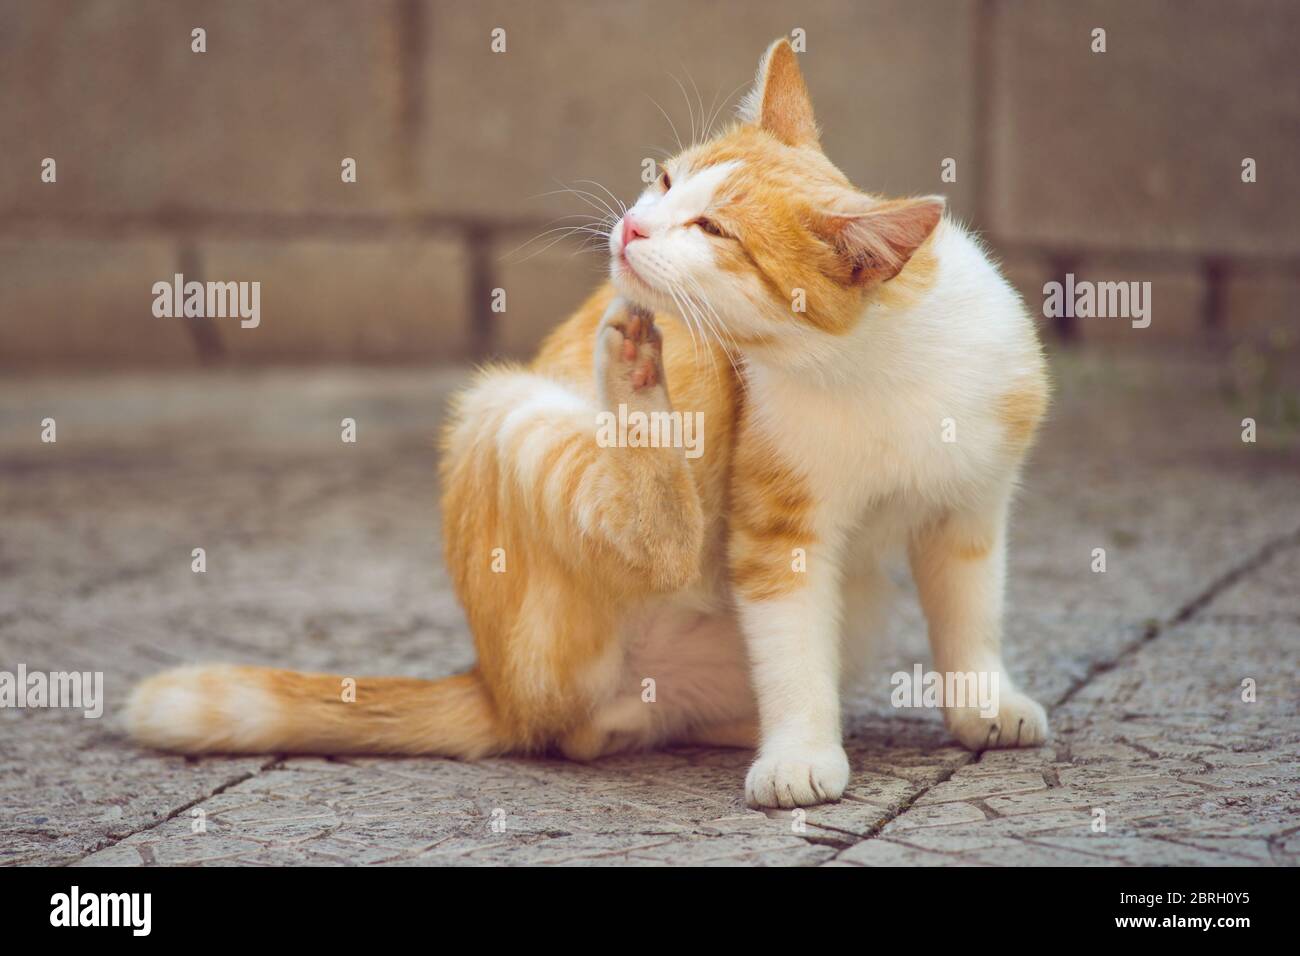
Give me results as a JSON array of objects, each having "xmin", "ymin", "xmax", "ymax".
[{"xmin": 125, "ymin": 664, "xmax": 504, "ymax": 758}]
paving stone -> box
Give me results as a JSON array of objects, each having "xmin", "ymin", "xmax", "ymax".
[
  {"xmin": 843, "ymin": 616, "xmax": 1298, "ymax": 864},
  {"xmin": 2, "ymin": 349, "xmax": 1298, "ymax": 865},
  {"xmin": 0, "ymin": 707, "xmax": 268, "ymax": 866},
  {"xmin": 834, "ymin": 839, "xmax": 972, "ymax": 867},
  {"xmin": 885, "ymin": 801, "xmax": 988, "ymax": 831},
  {"xmin": 1205, "ymin": 543, "xmax": 1300, "ymax": 620},
  {"xmin": 914, "ymin": 771, "xmax": 1048, "ymax": 805}
]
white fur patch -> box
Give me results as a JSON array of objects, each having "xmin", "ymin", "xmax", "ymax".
[
  {"xmin": 495, "ymin": 377, "xmax": 589, "ymax": 485},
  {"xmin": 612, "ymin": 161, "xmax": 745, "ymax": 317},
  {"xmin": 633, "ymin": 160, "xmax": 741, "ymax": 228},
  {"xmin": 735, "ymin": 45, "xmax": 775, "ymax": 124},
  {"xmin": 125, "ymin": 665, "xmax": 278, "ymax": 752}
]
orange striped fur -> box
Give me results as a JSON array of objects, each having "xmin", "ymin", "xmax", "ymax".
[{"xmin": 126, "ymin": 38, "xmax": 1047, "ymax": 796}]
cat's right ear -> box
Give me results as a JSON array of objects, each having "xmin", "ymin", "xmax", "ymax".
[
  {"xmin": 739, "ymin": 38, "xmax": 819, "ymax": 148},
  {"xmin": 810, "ymin": 195, "xmax": 946, "ymax": 286}
]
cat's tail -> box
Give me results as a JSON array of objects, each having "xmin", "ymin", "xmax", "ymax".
[{"xmin": 125, "ymin": 665, "xmax": 504, "ymax": 758}]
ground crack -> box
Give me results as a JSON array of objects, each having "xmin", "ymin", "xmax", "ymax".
[
  {"xmin": 65, "ymin": 756, "xmax": 284, "ymax": 865},
  {"xmin": 815, "ymin": 755, "xmax": 976, "ymax": 864},
  {"xmin": 1053, "ymin": 524, "xmax": 1300, "ymax": 712},
  {"xmin": 820, "ymin": 524, "xmax": 1300, "ymax": 865}
]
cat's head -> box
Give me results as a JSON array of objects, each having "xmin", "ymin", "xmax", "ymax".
[{"xmin": 609, "ymin": 38, "xmax": 944, "ymax": 351}]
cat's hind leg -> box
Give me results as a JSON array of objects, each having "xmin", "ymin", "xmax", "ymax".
[
  {"xmin": 586, "ymin": 299, "xmax": 706, "ymax": 591},
  {"xmin": 594, "ymin": 301, "xmax": 670, "ymax": 413},
  {"xmin": 442, "ymin": 302, "xmax": 703, "ymax": 599},
  {"xmin": 439, "ymin": 299, "xmax": 708, "ymax": 749}
]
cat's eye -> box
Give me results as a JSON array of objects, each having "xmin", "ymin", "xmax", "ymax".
[
  {"xmin": 692, "ymin": 217, "xmax": 726, "ymax": 238},
  {"xmin": 659, "ymin": 168, "xmax": 672, "ymax": 191}
]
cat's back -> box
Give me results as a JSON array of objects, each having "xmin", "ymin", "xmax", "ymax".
[{"xmin": 926, "ymin": 220, "xmax": 1043, "ymax": 361}]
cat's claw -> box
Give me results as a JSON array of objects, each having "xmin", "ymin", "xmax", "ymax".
[
  {"xmin": 944, "ymin": 687, "xmax": 1048, "ymax": 751},
  {"xmin": 745, "ymin": 745, "xmax": 850, "ymax": 808}
]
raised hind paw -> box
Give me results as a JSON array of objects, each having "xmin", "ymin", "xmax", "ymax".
[{"xmin": 595, "ymin": 298, "xmax": 670, "ymax": 413}]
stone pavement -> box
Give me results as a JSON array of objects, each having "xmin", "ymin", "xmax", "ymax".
[{"xmin": 1, "ymin": 349, "xmax": 1297, "ymax": 866}]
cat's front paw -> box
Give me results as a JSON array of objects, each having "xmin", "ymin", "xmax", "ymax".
[
  {"xmin": 945, "ymin": 687, "xmax": 1048, "ymax": 751},
  {"xmin": 745, "ymin": 744, "xmax": 849, "ymax": 808}
]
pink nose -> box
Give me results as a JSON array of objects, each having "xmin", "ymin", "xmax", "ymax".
[{"xmin": 621, "ymin": 214, "xmax": 649, "ymax": 247}]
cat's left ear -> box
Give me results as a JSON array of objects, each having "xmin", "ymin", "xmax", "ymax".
[
  {"xmin": 741, "ymin": 38, "xmax": 819, "ymax": 147},
  {"xmin": 811, "ymin": 195, "xmax": 946, "ymax": 286}
]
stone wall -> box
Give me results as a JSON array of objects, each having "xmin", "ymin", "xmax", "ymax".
[{"xmin": 2, "ymin": 0, "xmax": 1297, "ymax": 366}]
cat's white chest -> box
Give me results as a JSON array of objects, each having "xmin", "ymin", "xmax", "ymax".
[{"xmin": 748, "ymin": 367, "xmax": 978, "ymax": 520}]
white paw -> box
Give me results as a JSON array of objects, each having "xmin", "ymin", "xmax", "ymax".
[
  {"xmin": 945, "ymin": 687, "xmax": 1048, "ymax": 751},
  {"xmin": 745, "ymin": 745, "xmax": 849, "ymax": 808}
]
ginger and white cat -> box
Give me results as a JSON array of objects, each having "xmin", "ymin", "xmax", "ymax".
[{"xmin": 128, "ymin": 39, "xmax": 1049, "ymax": 808}]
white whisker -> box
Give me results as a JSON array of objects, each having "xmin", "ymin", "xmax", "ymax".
[
  {"xmin": 683, "ymin": 275, "xmax": 744, "ymax": 382},
  {"xmin": 666, "ymin": 281, "xmax": 711, "ymax": 378},
  {"xmin": 682, "ymin": 66, "xmax": 706, "ymax": 143},
  {"xmin": 552, "ymin": 182, "xmax": 621, "ymax": 223},
  {"xmin": 707, "ymin": 78, "xmax": 751, "ymax": 138},
  {"xmin": 644, "ymin": 93, "xmax": 684, "ymax": 153},
  {"xmin": 681, "ymin": 280, "xmax": 740, "ymax": 385},
  {"xmin": 574, "ymin": 179, "xmax": 627, "ymax": 218},
  {"xmin": 670, "ymin": 73, "xmax": 697, "ymax": 146},
  {"xmin": 670, "ymin": 281, "xmax": 721, "ymax": 388},
  {"xmin": 503, "ymin": 219, "xmax": 613, "ymax": 262}
]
